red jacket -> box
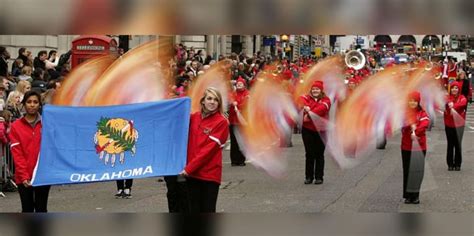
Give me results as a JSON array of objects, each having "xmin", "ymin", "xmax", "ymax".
[
  {"xmin": 0, "ymin": 119, "xmax": 8, "ymax": 144},
  {"xmin": 185, "ymin": 111, "xmax": 229, "ymax": 184},
  {"xmin": 401, "ymin": 109, "xmax": 430, "ymax": 151},
  {"xmin": 447, "ymin": 63, "xmax": 457, "ymax": 79},
  {"xmin": 282, "ymin": 69, "xmax": 293, "ymax": 80},
  {"xmin": 8, "ymin": 117, "xmax": 42, "ymax": 184},
  {"xmin": 299, "ymin": 94, "xmax": 331, "ymax": 132},
  {"xmin": 228, "ymin": 89, "xmax": 250, "ymax": 125},
  {"xmin": 444, "ymin": 94, "xmax": 467, "ymax": 128}
]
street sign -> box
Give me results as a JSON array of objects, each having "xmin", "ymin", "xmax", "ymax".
[
  {"xmin": 263, "ymin": 37, "xmax": 276, "ymax": 46},
  {"xmin": 356, "ymin": 38, "xmax": 364, "ymax": 44},
  {"xmin": 451, "ymin": 40, "xmax": 459, "ymax": 49},
  {"xmin": 315, "ymin": 47, "xmax": 322, "ymax": 57},
  {"xmin": 300, "ymin": 46, "xmax": 311, "ymax": 55}
]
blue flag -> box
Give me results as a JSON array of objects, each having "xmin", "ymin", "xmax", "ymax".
[{"xmin": 32, "ymin": 98, "xmax": 190, "ymax": 186}]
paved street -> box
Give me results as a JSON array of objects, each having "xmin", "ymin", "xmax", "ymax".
[{"xmin": 1, "ymin": 107, "xmax": 473, "ymax": 213}]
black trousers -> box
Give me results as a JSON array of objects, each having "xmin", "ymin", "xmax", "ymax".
[
  {"xmin": 186, "ymin": 177, "xmax": 219, "ymax": 213},
  {"xmin": 302, "ymin": 128, "xmax": 325, "ymax": 180},
  {"xmin": 401, "ymin": 150, "xmax": 426, "ymax": 200},
  {"xmin": 445, "ymin": 126, "xmax": 464, "ymax": 168},
  {"xmin": 116, "ymin": 179, "xmax": 133, "ymax": 190},
  {"xmin": 164, "ymin": 175, "xmax": 189, "ymax": 213},
  {"xmin": 230, "ymin": 125, "xmax": 246, "ymax": 165},
  {"xmin": 17, "ymin": 185, "xmax": 51, "ymax": 213}
]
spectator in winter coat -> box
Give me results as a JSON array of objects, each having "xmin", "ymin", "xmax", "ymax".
[
  {"xmin": 0, "ymin": 47, "xmax": 10, "ymax": 77},
  {"xmin": 456, "ymin": 71, "xmax": 472, "ymax": 103},
  {"xmin": 33, "ymin": 51, "xmax": 47, "ymax": 71},
  {"xmin": 6, "ymin": 91, "xmax": 23, "ymax": 122},
  {"xmin": 11, "ymin": 59, "xmax": 23, "ymax": 77},
  {"xmin": 31, "ymin": 68, "xmax": 47, "ymax": 93},
  {"xmin": 0, "ymin": 110, "xmax": 11, "ymax": 144},
  {"xmin": 16, "ymin": 48, "xmax": 29, "ymax": 66},
  {"xmin": 0, "ymin": 82, "xmax": 6, "ymax": 111},
  {"xmin": 18, "ymin": 66, "xmax": 33, "ymax": 82}
]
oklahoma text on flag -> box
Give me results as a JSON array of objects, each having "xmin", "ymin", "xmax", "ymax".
[{"xmin": 31, "ymin": 98, "xmax": 191, "ymax": 186}]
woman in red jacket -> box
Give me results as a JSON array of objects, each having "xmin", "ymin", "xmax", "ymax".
[
  {"xmin": 181, "ymin": 87, "xmax": 229, "ymax": 213},
  {"xmin": 444, "ymin": 81, "xmax": 468, "ymax": 171},
  {"xmin": 401, "ymin": 91, "xmax": 430, "ymax": 204},
  {"xmin": 228, "ymin": 77, "xmax": 249, "ymax": 166},
  {"xmin": 299, "ymin": 81, "xmax": 331, "ymax": 185},
  {"xmin": 8, "ymin": 90, "xmax": 50, "ymax": 212}
]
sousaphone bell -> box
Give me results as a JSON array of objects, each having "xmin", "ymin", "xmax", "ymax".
[{"xmin": 345, "ymin": 50, "xmax": 366, "ymax": 70}]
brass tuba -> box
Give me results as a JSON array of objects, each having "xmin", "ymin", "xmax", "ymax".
[{"xmin": 345, "ymin": 50, "xmax": 366, "ymax": 70}]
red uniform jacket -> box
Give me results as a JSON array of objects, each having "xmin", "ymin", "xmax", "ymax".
[
  {"xmin": 282, "ymin": 69, "xmax": 293, "ymax": 80},
  {"xmin": 299, "ymin": 94, "xmax": 331, "ymax": 132},
  {"xmin": 185, "ymin": 112, "xmax": 229, "ymax": 184},
  {"xmin": 8, "ymin": 117, "xmax": 42, "ymax": 184},
  {"xmin": 354, "ymin": 75, "xmax": 364, "ymax": 84},
  {"xmin": 444, "ymin": 94, "xmax": 467, "ymax": 128},
  {"xmin": 228, "ymin": 89, "xmax": 250, "ymax": 125},
  {"xmin": 447, "ymin": 63, "xmax": 457, "ymax": 79},
  {"xmin": 401, "ymin": 109, "xmax": 430, "ymax": 151}
]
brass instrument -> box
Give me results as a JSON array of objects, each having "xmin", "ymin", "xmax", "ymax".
[{"xmin": 344, "ymin": 50, "xmax": 366, "ymax": 70}]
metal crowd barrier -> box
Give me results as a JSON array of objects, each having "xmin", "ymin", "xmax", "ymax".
[{"xmin": 1, "ymin": 143, "xmax": 17, "ymax": 193}]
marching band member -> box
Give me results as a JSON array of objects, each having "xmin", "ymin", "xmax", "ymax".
[
  {"xmin": 228, "ymin": 77, "xmax": 249, "ymax": 166},
  {"xmin": 444, "ymin": 81, "xmax": 467, "ymax": 171},
  {"xmin": 401, "ymin": 91, "xmax": 430, "ymax": 204},
  {"xmin": 299, "ymin": 81, "xmax": 331, "ymax": 185}
]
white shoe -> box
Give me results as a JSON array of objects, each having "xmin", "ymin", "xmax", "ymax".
[
  {"xmin": 0, "ymin": 192, "xmax": 5, "ymax": 197},
  {"xmin": 123, "ymin": 189, "xmax": 132, "ymax": 199},
  {"xmin": 114, "ymin": 189, "xmax": 123, "ymax": 198}
]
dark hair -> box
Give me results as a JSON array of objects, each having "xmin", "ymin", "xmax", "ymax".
[
  {"xmin": 48, "ymin": 50, "xmax": 57, "ymax": 57},
  {"xmin": 58, "ymin": 50, "xmax": 71, "ymax": 67},
  {"xmin": 33, "ymin": 68, "xmax": 45, "ymax": 80},
  {"xmin": 18, "ymin": 47, "xmax": 26, "ymax": 55},
  {"xmin": 47, "ymin": 80, "xmax": 57, "ymax": 89},
  {"xmin": 21, "ymin": 90, "xmax": 42, "ymax": 106},
  {"xmin": 37, "ymin": 50, "xmax": 47, "ymax": 57},
  {"xmin": 0, "ymin": 46, "xmax": 5, "ymax": 55}
]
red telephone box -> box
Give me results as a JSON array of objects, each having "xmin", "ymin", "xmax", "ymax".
[{"xmin": 71, "ymin": 35, "xmax": 118, "ymax": 69}]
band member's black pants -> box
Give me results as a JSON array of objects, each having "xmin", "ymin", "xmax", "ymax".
[
  {"xmin": 302, "ymin": 128, "xmax": 325, "ymax": 180},
  {"xmin": 186, "ymin": 177, "xmax": 219, "ymax": 213},
  {"xmin": 164, "ymin": 175, "xmax": 189, "ymax": 213},
  {"xmin": 401, "ymin": 150, "xmax": 426, "ymax": 200},
  {"xmin": 445, "ymin": 126, "xmax": 464, "ymax": 168},
  {"xmin": 230, "ymin": 125, "xmax": 246, "ymax": 165}
]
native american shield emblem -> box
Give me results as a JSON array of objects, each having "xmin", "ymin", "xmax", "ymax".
[{"xmin": 93, "ymin": 117, "xmax": 139, "ymax": 167}]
